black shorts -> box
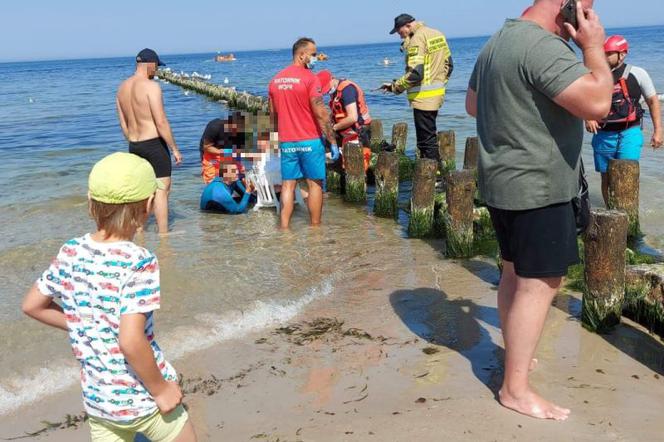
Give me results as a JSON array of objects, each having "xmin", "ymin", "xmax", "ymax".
[
  {"xmin": 488, "ymin": 201, "xmax": 580, "ymax": 278},
  {"xmin": 129, "ymin": 137, "xmax": 171, "ymax": 178}
]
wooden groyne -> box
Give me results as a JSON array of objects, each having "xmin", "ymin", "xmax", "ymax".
[
  {"xmin": 164, "ymin": 70, "xmax": 659, "ymax": 335},
  {"xmin": 157, "ymin": 69, "xmax": 269, "ymax": 113}
]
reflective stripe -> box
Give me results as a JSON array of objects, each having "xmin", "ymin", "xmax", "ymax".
[
  {"xmin": 426, "ymin": 36, "xmax": 450, "ymax": 57},
  {"xmin": 423, "ymin": 54, "xmax": 431, "ymax": 85},
  {"xmin": 407, "ymin": 83, "xmax": 446, "ymax": 100},
  {"xmin": 408, "ymin": 55, "xmax": 425, "ymax": 67},
  {"xmin": 407, "ymin": 88, "xmax": 446, "ymax": 100}
]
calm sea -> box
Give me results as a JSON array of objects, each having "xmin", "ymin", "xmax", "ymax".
[{"xmin": 0, "ymin": 25, "xmax": 662, "ymax": 415}]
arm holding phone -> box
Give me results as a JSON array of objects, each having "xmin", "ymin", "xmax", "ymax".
[{"xmin": 554, "ymin": 1, "xmax": 613, "ymax": 121}]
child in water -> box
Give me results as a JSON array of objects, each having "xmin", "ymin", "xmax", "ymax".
[{"xmin": 21, "ymin": 152, "xmax": 196, "ymax": 441}]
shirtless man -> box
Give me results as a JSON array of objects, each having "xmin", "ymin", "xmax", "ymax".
[{"xmin": 116, "ymin": 48, "xmax": 182, "ymax": 234}]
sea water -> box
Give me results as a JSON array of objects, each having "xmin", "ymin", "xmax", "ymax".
[{"xmin": 0, "ymin": 25, "xmax": 663, "ymax": 415}]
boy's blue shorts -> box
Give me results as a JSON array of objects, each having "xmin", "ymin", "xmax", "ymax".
[
  {"xmin": 280, "ymin": 138, "xmax": 326, "ymax": 181},
  {"xmin": 592, "ymin": 126, "xmax": 644, "ymax": 173}
]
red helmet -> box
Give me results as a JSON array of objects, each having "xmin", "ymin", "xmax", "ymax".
[{"xmin": 604, "ymin": 35, "xmax": 629, "ymax": 54}]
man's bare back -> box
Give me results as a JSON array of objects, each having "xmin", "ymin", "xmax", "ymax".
[
  {"xmin": 117, "ymin": 75, "xmax": 162, "ymax": 143},
  {"xmin": 115, "ymin": 52, "xmax": 182, "ymax": 234}
]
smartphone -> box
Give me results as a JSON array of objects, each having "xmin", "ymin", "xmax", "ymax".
[{"xmin": 561, "ymin": 0, "xmax": 578, "ymax": 30}]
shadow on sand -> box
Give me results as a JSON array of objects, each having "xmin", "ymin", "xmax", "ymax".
[
  {"xmin": 553, "ymin": 291, "xmax": 664, "ymax": 376},
  {"xmin": 389, "ymin": 287, "xmax": 505, "ymax": 396},
  {"xmin": 430, "ymin": 255, "xmax": 664, "ymax": 378}
]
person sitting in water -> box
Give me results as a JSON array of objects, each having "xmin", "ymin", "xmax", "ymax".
[{"xmin": 200, "ymin": 163, "xmax": 255, "ymax": 214}]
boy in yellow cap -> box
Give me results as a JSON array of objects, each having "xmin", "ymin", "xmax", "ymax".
[{"xmin": 21, "ymin": 153, "xmax": 196, "ymax": 441}]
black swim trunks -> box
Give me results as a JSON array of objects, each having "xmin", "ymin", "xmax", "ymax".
[
  {"xmin": 488, "ymin": 201, "xmax": 580, "ymax": 278},
  {"xmin": 128, "ymin": 137, "xmax": 171, "ymax": 178}
]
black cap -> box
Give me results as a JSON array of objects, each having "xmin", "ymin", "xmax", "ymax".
[
  {"xmin": 390, "ymin": 14, "xmax": 415, "ymax": 34},
  {"xmin": 136, "ymin": 48, "xmax": 165, "ymax": 66}
]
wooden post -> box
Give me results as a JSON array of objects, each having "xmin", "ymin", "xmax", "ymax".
[
  {"xmin": 374, "ymin": 151, "xmax": 400, "ymax": 218},
  {"xmin": 437, "ymin": 130, "xmax": 456, "ymax": 175},
  {"xmin": 607, "ymin": 159, "xmax": 640, "ymax": 239},
  {"xmin": 343, "ymin": 143, "xmax": 366, "ymax": 203},
  {"xmin": 408, "ymin": 159, "xmax": 438, "ymax": 238},
  {"xmin": 369, "ymin": 119, "xmax": 384, "ymax": 152},
  {"xmin": 445, "ymin": 170, "xmax": 476, "ymax": 258},
  {"xmin": 463, "ymin": 137, "xmax": 480, "ymax": 171},
  {"xmin": 391, "ymin": 122, "xmax": 408, "ymax": 155},
  {"xmin": 583, "ymin": 209, "xmax": 629, "ymax": 332}
]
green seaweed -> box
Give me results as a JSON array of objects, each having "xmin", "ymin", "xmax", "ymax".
[
  {"xmin": 409, "ymin": 207, "xmax": 434, "ymax": 238},
  {"xmin": 624, "ymin": 277, "xmax": 664, "ymax": 337},
  {"xmin": 445, "ymin": 223, "xmax": 474, "ymax": 259},
  {"xmin": 326, "ymin": 169, "xmax": 342, "ymax": 194},
  {"xmin": 626, "ymin": 248, "xmax": 655, "ymax": 265},
  {"xmin": 433, "ymin": 193, "xmax": 448, "ymax": 239},
  {"xmin": 344, "ymin": 180, "xmax": 366, "ymax": 203},
  {"xmin": 582, "ymin": 297, "xmax": 622, "ymax": 333},
  {"xmin": 374, "ymin": 189, "xmax": 399, "ymax": 218}
]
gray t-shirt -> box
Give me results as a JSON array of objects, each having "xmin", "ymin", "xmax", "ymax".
[{"xmin": 469, "ymin": 19, "xmax": 589, "ymax": 211}]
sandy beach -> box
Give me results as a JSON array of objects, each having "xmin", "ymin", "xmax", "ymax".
[{"xmin": 2, "ymin": 232, "xmax": 662, "ymax": 442}]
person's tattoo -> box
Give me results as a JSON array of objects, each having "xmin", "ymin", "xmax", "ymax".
[
  {"xmin": 311, "ymin": 96, "xmax": 325, "ymax": 107},
  {"xmin": 311, "ymin": 97, "xmax": 336, "ymax": 143}
]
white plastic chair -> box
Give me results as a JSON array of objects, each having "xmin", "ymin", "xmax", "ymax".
[
  {"xmin": 246, "ymin": 168, "xmax": 281, "ymax": 212},
  {"xmin": 246, "ymin": 155, "xmax": 304, "ymax": 214}
]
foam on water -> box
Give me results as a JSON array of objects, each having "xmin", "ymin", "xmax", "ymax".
[{"xmin": 0, "ymin": 276, "xmax": 335, "ymax": 416}]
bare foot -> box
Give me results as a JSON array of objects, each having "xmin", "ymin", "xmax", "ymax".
[
  {"xmin": 499, "ymin": 388, "xmax": 570, "ymax": 421},
  {"xmin": 529, "ymin": 358, "xmax": 538, "ymax": 372}
]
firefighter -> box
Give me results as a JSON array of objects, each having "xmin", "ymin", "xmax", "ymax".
[{"xmin": 380, "ymin": 13, "xmax": 453, "ymax": 160}]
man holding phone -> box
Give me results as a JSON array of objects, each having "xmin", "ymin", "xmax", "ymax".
[{"xmin": 466, "ymin": 0, "xmax": 612, "ymax": 420}]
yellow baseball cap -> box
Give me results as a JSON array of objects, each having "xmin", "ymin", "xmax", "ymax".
[{"xmin": 88, "ymin": 152, "xmax": 164, "ymax": 204}]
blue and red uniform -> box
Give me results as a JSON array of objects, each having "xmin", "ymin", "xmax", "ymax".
[{"xmin": 268, "ymin": 65, "xmax": 326, "ymax": 180}]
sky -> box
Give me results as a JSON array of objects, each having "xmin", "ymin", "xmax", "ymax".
[{"xmin": 1, "ymin": 0, "xmax": 663, "ymax": 62}]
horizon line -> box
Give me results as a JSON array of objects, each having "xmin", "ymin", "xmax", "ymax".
[{"xmin": 1, "ymin": 23, "xmax": 662, "ymax": 65}]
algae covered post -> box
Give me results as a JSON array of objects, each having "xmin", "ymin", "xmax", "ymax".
[
  {"xmin": 374, "ymin": 151, "xmax": 400, "ymax": 218},
  {"xmin": 343, "ymin": 143, "xmax": 367, "ymax": 203},
  {"xmin": 607, "ymin": 159, "xmax": 640, "ymax": 239},
  {"xmin": 408, "ymin": 159, "xmax": 438, "ymax": 238},
  {"xmin": 463, "ymin": 136, "xmax": 480, "ymax": 171},
  {"xmin": 582, "ymin": 209, "xmax": 629, "ymax": 332},
  {"xmin": 444, "ymin": 170, "xmax": 476, "ymax": 258},
  {"xmin": 369, "ymin": 119, "xmax": 384, "ymax": 151},
  {"xmin": 391, "ymin": 122, "xmax": 408, "ymax": 155},
  {"xmin": 437, "ymin": 130, "xmax": 456, "ymax": 175}
]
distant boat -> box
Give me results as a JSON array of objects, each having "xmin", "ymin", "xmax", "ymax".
[
  {"xmin": 215, "ymin": 53, "xmax": 236, "ymax": 62},
  {"xmin": 316, "ymin": 53, "xmax": 329, "ymax": 61},
  {"xmin": 383, "ymin": 57, "xmax": 391, "ymax": 66}
]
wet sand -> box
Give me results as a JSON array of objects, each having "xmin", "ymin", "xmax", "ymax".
[{"xmin": 1, "ymin": 235, "xmax": 663, "ymax": 441}]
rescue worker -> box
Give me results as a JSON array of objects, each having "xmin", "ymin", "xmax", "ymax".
[
  {"xmin": 380, "ymin": 13, "xmax": 453, "ymax": 160},
  {"xmin": 586, "ymin": 35, "xmax": 662, "ymax": 206},
  {"xmin": 199, "ymin": 112, "xmax": 247, "ymax": 184},
  {"xmin": 317, "ymin": 70, "xmax": 372, "ymax": 171}
]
